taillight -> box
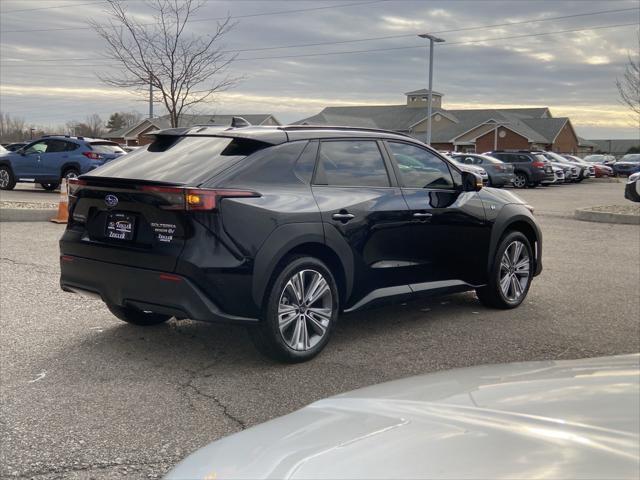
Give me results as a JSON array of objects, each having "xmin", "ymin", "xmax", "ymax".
[
  {"xmin": 67, "ymin": 178, "xmax": 87, "ymax": 196},
  {"xmin": 139, "ymin": 186, "xmax": 259, "ymax": 211},
  {"xmin": 495, "ymin": 164, "xmax": 505, "ymax": 171},
  {"xmin": 82, "ymin": 151, "xmax": 103, "ymax": 160},
  {"xmin": 532, "ymin": 161, "xmax": 546, "ymax": 169}
]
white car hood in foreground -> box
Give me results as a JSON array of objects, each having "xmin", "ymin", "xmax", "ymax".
[{"xmin": 166, "ymin": 355, "xmax": 639, "ymax": 479}]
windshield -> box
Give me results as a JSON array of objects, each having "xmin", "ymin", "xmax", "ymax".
[
  {"xmin": 584, "ymin": 155, "xmax": 604, "ymax": 162},
  {"xmin": 621, "ymin": 154, "xmax": 640, "ymax": 163},
  {"xmin": 86, "ymin": 135, "xmax": 269, "ymax": 184}
]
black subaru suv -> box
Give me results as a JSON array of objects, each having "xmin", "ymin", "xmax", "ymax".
[
  {"xmin": 60, "ymin": 124, "xmax": 542, "ymax": 362},
  {"xmin": 487, "ymin": 150, "xmax": 555, "ymax": 188}
]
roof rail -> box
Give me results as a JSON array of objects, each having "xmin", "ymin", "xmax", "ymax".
[{"xmin": 280, "ymin": 124, "xmax": 414, "ymax": 139}]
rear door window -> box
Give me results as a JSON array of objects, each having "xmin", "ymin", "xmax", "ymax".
[
  {"xmin": 44, "ymin": 140, "xmax": 68, "ymax": 153},
  {"xmin": 316, "ymin": 140, "xmax": 390, "ymax": 187},
  {"xmin": 86, "ymin": 136, "xmax": 269, "ymax": 185}
]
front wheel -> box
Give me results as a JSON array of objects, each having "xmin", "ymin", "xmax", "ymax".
[
  {"xmin": 0, "ymin": 165, "xmax": 16, "ymax": 190},
  {"xmin": 106, "ymin": 304, "xmax": 171, "ymax": 326},
  {"xmin": 40, "ymin": 182, "xmax": 59, "ymax": 191},
  {"xmin": 476, "ymin": 231, "xmax": 533, "ymax": 309},
  {"xmin": 249, "ymin": 255, "xmax": 338, "ymax": 363}
]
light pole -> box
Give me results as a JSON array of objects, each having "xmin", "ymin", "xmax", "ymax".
[{"xmin": 418, "ymin": 33, "xmax": 445, "ymax": 145}]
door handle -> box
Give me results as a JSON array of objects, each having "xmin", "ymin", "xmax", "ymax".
[
  {"xmin": 332, "ymin": 212, "xmax": 355, "ymax": 222},
  {"xmin": 413, "ymin": 212, "xmax": 433, "ymax": 218}
]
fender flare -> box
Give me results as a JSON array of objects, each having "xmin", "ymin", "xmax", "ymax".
[
  {"xmin": 251, "ymin": 222, "xmax": 354, "ymax": 307},
  {"xmin": 60, "ymin": 162, "xmax": 81, "ymax": 177},
  {"xmin": 488, "ymin": 204, "xmax": 542, "ymax": 275}
]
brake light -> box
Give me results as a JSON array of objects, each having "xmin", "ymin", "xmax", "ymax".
[
  {"xmin": 82, "ymin": 151, "xmax": 103, "ymax": 160},
  {"xmin": 495, "ymin": 164, "xmax": 505, "ymax": 171},
  {"xmin": 532, "ymin": 161, "xmax": 546, "ymax": 169},
  {"xmin": 139, "ymin": 186, "xmax": 259, "ymax": 211},
  {"xmin": 67, "ymin": 178, "xmax": 87, "ymax": 196}
]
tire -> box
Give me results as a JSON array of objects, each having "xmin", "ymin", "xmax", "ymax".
[
  {"xmin": 106, "ymin": 303, "xmax": 171, "ymax": 326},
  {"xmin": 513, "ymin": 172, "xmax": 528, "ymax": 189},
  {"xmin": 248, "ymin": 255, "xmax": 339, "ymax": 363},
  {"xmin": 62, "ymin": 168, "xmax": 80, "ymax": 181},
  {"xmin": 0, "ymin": 165, "xmax": 16, "ymax": 190},
  {"xmin": 476, "ymin": 231, "xmax": 534, "ymax": 309},
  {"xmin": 40, "ymin": 182, "xmax": 60, "ymax": 191}
]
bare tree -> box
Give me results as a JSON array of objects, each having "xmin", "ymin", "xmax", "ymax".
[
  {"xmin": 616, "ymin": 33, "xmax": 640, "ymax": 118},
  {"xmin": 93, "ymin": 0, "xmax": 240, "ymax": 128},
  {"xmin": 66, "ymin": 114, "xmax": 105, "ymax": 137},
  {"xmin": 0, "ymin": 112, "xmax": 27, "ymax": 142}
]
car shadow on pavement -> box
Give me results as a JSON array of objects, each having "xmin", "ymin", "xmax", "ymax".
[{"xmin": 63, "ymin": 291, "xmax": 484, "ymax": 371}]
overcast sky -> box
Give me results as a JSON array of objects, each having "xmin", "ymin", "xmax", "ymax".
[{"xmin": 1, "ymin": 0, "xmax": 638, "ymax": 138}]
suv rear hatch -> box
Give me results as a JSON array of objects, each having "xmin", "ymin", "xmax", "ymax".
[{"xmin": 60, "ymin": 134, "xmax": 271, "ymax": 272}]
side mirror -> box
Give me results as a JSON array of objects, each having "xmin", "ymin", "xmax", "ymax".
[
  {"xmin": 462, "ymin": 171, "xmax": 483, "ymax": 192},
  {"xmin": 18, "ymin": 149, "xmax": 26, "ymax": 156}
]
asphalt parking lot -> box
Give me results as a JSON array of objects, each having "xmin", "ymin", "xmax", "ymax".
[{"xmin": 1, "ymin": 181, "xmax": 639, "ymax": 479}]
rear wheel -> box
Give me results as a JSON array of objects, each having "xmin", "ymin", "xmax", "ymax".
[
  {"xmin": 0, "ymin": 165, "xmax": 16, "ymax": 190},
  {"xmin": 476, "ymin": 231, "xmax": 533, "ymax": 309},
  {"xmin": 249, "ymin": 255, "xmax": 338, "ymax": 363},
  {"xmin": 40, "ymin": 182, "xmax": 59, "ymax": 191},
  {"xmin": 62, "ymin": 168, "xmax": 79, "ymax": 181},
  {"xmin": 513, "ymin": 172, "xmax": 528, "ymax": 189},
  {"xmin": 106, "ymin": 304, "xmax": 171, "ymax": 326}
]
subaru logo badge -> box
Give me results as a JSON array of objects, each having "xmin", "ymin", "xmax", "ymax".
[{"xmin": 105, "ymin": 194, "xmax": 119, "ymax": 208}]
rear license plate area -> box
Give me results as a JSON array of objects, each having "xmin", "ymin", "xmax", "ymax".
[{"xmin": 105, "ymin": 212, "xmax": 136, "ymax": 241}]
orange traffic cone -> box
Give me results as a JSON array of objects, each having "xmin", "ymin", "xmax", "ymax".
[{"xmin": 50, "ymin": 179, "xmax": 69, "ymax": 224}]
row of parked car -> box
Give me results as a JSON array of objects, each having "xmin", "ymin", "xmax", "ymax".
[
  {"xmin": 441, "ymin": 150, "xmax": 640, "ymax": 190},
  {"xmin": 1, "ymin": 134, "xmax": 639, "ymax": 193}
]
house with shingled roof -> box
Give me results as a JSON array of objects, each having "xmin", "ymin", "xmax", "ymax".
[
  {"xmin": 295, "ymin": 90, "xmax": 580, "ymax": 154},
  {"xmin": 105, "ymin": 113, "xmax": 281, "ymax": 146}
]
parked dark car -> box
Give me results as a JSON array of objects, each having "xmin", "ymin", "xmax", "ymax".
[
  {"xmin": 0, "ymin": 136, "xmax": 126, "ymax": 190},
  {"xmin": 5, "ymin": 142, "xmax": 28, "ymax": 152},
  {"xmin": 486, "ymin": 150, "xmax": 554, "ymax": 188},
  {"xmin": 60, "ymin": 125, "xmax": 542, "ymax": 362},
  {"xmin": 449, "ymin": 153, "xmax": 515, "ymax": 187},
  {"xmin": 614, "ymin": 154, "xmax": 640, "ymax": 177}
]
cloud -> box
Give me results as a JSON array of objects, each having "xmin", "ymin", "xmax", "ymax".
[
  {"xmin": 585, "ymin": 56, "xmax": 610, "ymax": 65},
  {"xmin": 0, "ymin": 0, "xmax": 638, "ymax": 137}
]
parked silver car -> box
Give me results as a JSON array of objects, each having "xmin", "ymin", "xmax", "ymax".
[
  {"xmin": 563, "ymin": 154, "xmax": 596, "ymax": 180},
  {"xmin": 166, "ymin": 354, "xmax": 640, "ymax": 480},
  {"xmin": 450, "ymin": 153, "xmax": 515, "ymax": 187},
  {"xmin": 540, "ymin": 151, "xmax": 581, "ymax": 181}
]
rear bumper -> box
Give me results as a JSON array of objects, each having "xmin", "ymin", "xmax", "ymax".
[{"xmin": 60, "ymin": 255, "xmax": 258, "ymax": 324}]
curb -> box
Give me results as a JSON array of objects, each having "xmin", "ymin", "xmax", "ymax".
[
  {"xmin": 575, "ymin": 208, "xmax": 640, "ymax": 225},
  {"xmin": 0, "ymin": 208, "xmax": 58, "ymax": 222},
  {"xmin": 584, "ymin": 177, "xmax": 620, "ymax": 183}
]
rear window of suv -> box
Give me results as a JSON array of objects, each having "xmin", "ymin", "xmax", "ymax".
[
  {"xmin": 89, "ymin": 142, "xmax": 125, "ymax": 154},
  {"xmin": 86, "ymin": 136, "xmax": 268, "ymax": 184}
]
